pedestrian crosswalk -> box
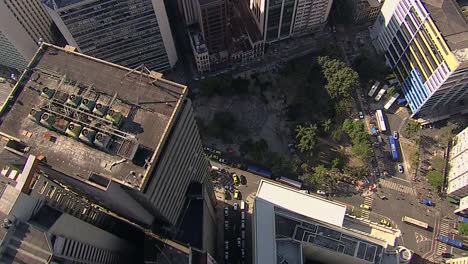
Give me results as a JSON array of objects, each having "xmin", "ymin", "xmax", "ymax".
[
  {"xmin": 435, "ymin": 220, "xmax": 450, "ymax": 256},
  {"xmin": 379, "ymin": 179, "xmax": 417, "ymax": 196},
  {"xmin": 361, "ymin": 195, "xmax": 374, "ymax": 220}
]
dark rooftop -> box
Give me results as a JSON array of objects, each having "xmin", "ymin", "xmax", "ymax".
[
  {"xmin": 43, "ymin": 0, "xmax": 86, "ymax": 10},
  {"xmin": 0, "ymin": 43, "xmax": 186, "ymax": 190},
  {"xmin": 423, "ymin": 0, "xmax": 468, "ymax": 50}
]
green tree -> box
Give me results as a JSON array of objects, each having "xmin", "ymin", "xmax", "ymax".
[
  {"xmin": 352, "ymin": 142, "xmax": 372, "ymax": 159},
  {"xmin": 427, "ymin": 170, "xmax": 444, "ymax": 191},
  {"xmin": 304, "ymin": 165, "xmax": 328, "ymax": 187},
  {"xmin": 459, "ymin": 222, "xmax": 468, "ymax": 236},
  {"xmin": 331, "ymin": 157, "xmax": 340, "ymax": 169},
  {"xmin": 322, "ymin": 119, "xmax": 332, "ymax": 133},
  {"xmin": 439, "ymin": 122, "xmax": 458, "ymax": 145},
  {"xmin": 403, "ymin": 120, "xmax": 421, "ymax": 138},
  {"xmin": 345, "ymin": 166, "xmax": 367, "ymax": 180},
  {"xmin": 317, "ymin": 56, "xmax": 359, "ymax": 100},
  {"xmin": 295, "ymin": 124, "xmax": 318, "ymax": 154}
]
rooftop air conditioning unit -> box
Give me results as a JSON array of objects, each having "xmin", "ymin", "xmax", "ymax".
[
  {"xmin": 79, "ymin": 128, "xmax": 96, "ymax": 144},
  {"xmin": 40, "ymin": 87, "xmax": 55, "ymax": 99},
  {"xmin": 40, "ymin": 113, "xmax": 55, "ymax": 128},
  {"xmin": 94, "ymin": 132, "xmax": 111, "ymax": 149},
  {"xmin": 93, "ymin": 103, "xmax": 108, "ymax": 117},
  {"xmin": 66, "ymin": 94, "xmax": 82, "ymax": 108},
  {"xmin": 79, "ymin": 98, "xmax": 96, "ymax": 112},
  {"xmin": 28, "ymin": 109, "xmax": 43, "ymax": 123},
  {"xmin": 105, "ymin": 109, "xmax": 123, "ymax": 127},
  {"xmin": 66, "ymin": 122, "xmax": 83, "ymax": 138}
]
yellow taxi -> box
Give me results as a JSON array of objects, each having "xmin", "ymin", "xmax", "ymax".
[
  {"xmin": 360, "ymin": 204, "xmax": 372, "ymax": 211},
  {"xmin": 380, "ymin": 219, "xmax": 391, "ymax": 227},
  {"xmin": 232, "ymin": 174, "xmax": 239, "ymax": 185}
]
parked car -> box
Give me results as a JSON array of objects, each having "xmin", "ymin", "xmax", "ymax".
[
  {"xmin": 224, "ymin": 241, "xmax": 229, "ymax": 250},
  {"xmin": 224, "ymin": 207, "xmax": 228, "ymax": 217},
  {"xmin": 422, "ymin": 197, "xmax": 433, "ymax": 206},
  {"xmin": 441, "ymin": 252, "xmax": 454, "ymax": 258},
  {"xmin": 234, "ymin": 189, "xmax": 241, "ymax": 200},
  {"xmin": 240, "ymin": 175, "xmax": 247, "ymax": 185},
  {"xmin": 241, "ymin": 220, "xmax": 246, "ymax": 230},
  {"xmin": 219, "ymin": 158, "xmax": 227, "ymax": 164},
  {"xmin": 225, "ymin": 251, "xmax": 229, "ymax": 260},
  {"xmin": 380, "ymin": 219, "xmax": 391, "ymax": 227},
  {"xmin": 393, "ymin": 131, "xmax": 399, "ymax": 139},
  {"xmin": 316, "ymin": 190, "xmax": 326, "ymax": 196},
  {"xmin": 224, "ymin": 220, "xmax": 229, "ymax": 230},
  {"xmin": 232, "ymin": 174, "xmax": 240, "ymax": 185},
  {"xmin": 398, "ymin": 164, "xmax": 404, "ymax": 173},
  {"xmin": 237, "ymin": 238, "xmax": 241, "ymax": 247},
  {"xmin": 233, "ymin": 203, "xmax": 238, "ymax": 211},
  {"xmin": 360, "ymin": 204, "xmax": 372, "ymax": 210},
  {"xmin": 358, "ymin": 111, "xmax": 364, "ymax": 119}
]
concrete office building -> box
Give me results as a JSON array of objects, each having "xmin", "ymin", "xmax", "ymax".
[
  {"xmin": 0, "ymin": 43, "xmax": 216, "ymax": 254},
  {"xmin": 249, "ymin": 0, "xmax": 333, "ymax": 42},
  {"xmin": 0, "ymin": 155, "xmax": 138, "ymax": 264},
  {"xmin": 43, "ymin": 0, "xmax": 177, "ymax": 72},
  {"xmin": 370, "ymin": 0, "xmax": 468, "ymax": 122},
  {"xmin": 253, "ymin": 180, "xmax": 411, "ymax": 264},
  {"xmin": 349, "ymin": 0, "xmax": 384, "ymax": 24},
  {"xmin": 0, "ymin": 0, "xmax": 56, "ymax": 70},
  {"xmin": 198, "ymin": 0, "xmax": 228, "ymax": 54},
  {"xmin": 447, "ymin": 127, "xmax": 468, "ymax": 198}
]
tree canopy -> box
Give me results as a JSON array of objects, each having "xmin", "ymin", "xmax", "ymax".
[
  {"xmin": 427, "ymin": 170, "xmax": 444, "ymax": 191},
  {"xmin": 295, "ymin": 124, "xmax": 319, "ymax": 154},
  {"xmin": 342, "ymin": 119, "xmax": 372, "ymax": 160},
  {"xmin": 317, "ymin": 56, "xmax": 360, "ymax": 100}
]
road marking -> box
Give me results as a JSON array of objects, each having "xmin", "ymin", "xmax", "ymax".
[
  {"xmin": 361, "ymin": 195, "xmax": 374, "ymax": 220},
  {"xmin": 390, "ymin": 176, "xmax": 411, "ymax": 183},
  {"xmin": 415, "ymin": 232, "xmax": 431, "ymax": 243},
  {"xmin": 435, "ymin": 220, "xmax": 450, "ymax": 257},
  {"xmin": 379, "ymin": 179, "xmax": 417, "ymax": 196}
]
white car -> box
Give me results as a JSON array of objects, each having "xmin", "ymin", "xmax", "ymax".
[
  {"xmin": 224, "ymin": 241, "xmax": 229, "ymax": 250},
  {"xmin": 237, "ymin": 237, "xmax": 241, "ymax": 247},
  {"xmin": 316, "ymin": 190, "xmax": 326, "ymax": 196},
  {"xmin": 233, "ymin": 203, "xmax": 238, "ymax": 211},
  {"xmin": 398, "ymin": 164, "xmax": 404, "ymax": 173},
  {"xmin": 225, "ymin": 251, "xmax": 229, "ymax": 260},
  {"xmin": 224, "ymin": 220, "xmax": 229, "ymax": 230},
  {"xmin": 393, "ymin": 131, "xmax": 399, "ymax": 139},
  {"xmin": 224, "ymin": 207, "xmax": 228, "ymax": 217},
  {"xmin": 358, "ymin": 111, "xmax": 364, "ymax": 119}
]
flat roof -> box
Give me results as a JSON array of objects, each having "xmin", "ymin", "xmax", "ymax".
[
  {"xmin": 423, "ymin": 0, "xmax": 468, "ymax": 50},
  {"xmin": 256, "ymin": 180, "xmax": 347, "ymax": 227},
  {"xmin": 0, "ymin": 43, "xmax": 186, "ymax": 190}
]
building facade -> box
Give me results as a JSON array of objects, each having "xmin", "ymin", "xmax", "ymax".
[
  {"xmin": 0, "ymin": 0, "xmax": 56, "ymax": 69},
  {"xmin": 370, "ymin": 0, "xmax": 468, "ymax": 122},
  {"xmin": 43, "ymin": 0, "xmax": 177, "ymax": 72},
  {"xmin": 197, "ymin": 0, "xmax": 228, "ymax": 54},
  {"xmin": 249, "ymin": 0, "xmax": 332, "ymax": 42},
  {"xmin": 349, "ymin": 0, "xmax": 384, "ymax": 24},
  {"xmin": 447, "ymin": 127, "xmax": 468, "ymax": 198}
]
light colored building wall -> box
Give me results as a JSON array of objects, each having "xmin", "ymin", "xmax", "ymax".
[
  {"xmin": 352, "ymin": 0, "xmax": 383, "ymax": 24},
  {"xmin": 445, "ymin": 256, "xmax": 468, "ymax": 264},
  {"xmin": 292, "ymin": 0, "xmax": 333, "ymax": 36},
  {"xmin": 151, "ymin": 0, "xmax": 178, "ymax": 68},
  {"xmin": 447, "ymin": 127, "xmax": 468, "ymax": 198}
]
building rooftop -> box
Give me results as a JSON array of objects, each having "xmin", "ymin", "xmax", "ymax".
[
  {"xmin": 256, "ymin": 180, "xmax": 347, "ymax": 227},
  {"xmin": 43, "ymin": 0, "xmax": 85, "ymax": 10},
  {"xmin": 423, "ymin": 0, "xmax": 468, "ymax": 50},
  {"xmin": 0, "ymin": 43, "xmax": 186, "ymax": 190},
  {"xmin": 254, "ymin": 180, "xmax": 401, "ymax": 264}
]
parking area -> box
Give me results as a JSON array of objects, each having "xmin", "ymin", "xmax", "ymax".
[{"xmin": 211, "ymin": 161, "xmax": 264, "ymax": 264}]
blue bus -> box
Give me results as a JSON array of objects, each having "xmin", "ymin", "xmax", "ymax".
[
  {"xmin": 389, "ymin": 136, "xmax": 399, "ymax": 160},
  {"xmin": 247, "ymin": 166, "xmax": 273, "ymax": 178},
  {"xmin": 437, "ymin": 235, "xmax": 464, "ymax": 248}
]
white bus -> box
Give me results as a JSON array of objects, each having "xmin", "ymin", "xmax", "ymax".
[
  {"xmin": 374, "ymin": 85, "xmax": 388, "ymax": 101},
  {"xmin": 402, "ymin": 216, "xmax": 429, "ymax": 229},
  {"xmin": 375, "ymin": 110, "xmax": 387, "ymax": 133},
  {"xmin": 368, "ymin": 81, "xmax": 380, "ymax": 97},
  {"xmin": 384, "ymin": 93, "xmax": 400, "ymax": 110}
]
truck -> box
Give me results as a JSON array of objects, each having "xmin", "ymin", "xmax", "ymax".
[{"xmin": 436, "ymin": 235, "xmax": 464, "ymax": 248}]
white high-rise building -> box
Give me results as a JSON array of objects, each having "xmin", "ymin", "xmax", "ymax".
[
  {"xmin": 249, "ymin": 0, "xmax": 333, "ymax": 42},
  {"xmin": 0, "ymin": 0, "xmax": 56, "ymax": 70},
  {"xmin": 447, "ymin": 127, "xmax": 468, "ymax": 198}
]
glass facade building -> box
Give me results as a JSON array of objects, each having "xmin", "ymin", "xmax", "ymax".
[{"xmin": 43, "ymin": 0, "xmax": 177, "ymax": 72}]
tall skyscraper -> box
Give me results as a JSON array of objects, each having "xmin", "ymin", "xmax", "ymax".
[
  {"xmin": 42, "ymin": 0, "xmax": 178, "ymax": 72},
  {"xmin": 0, "ymin": 0, "xmax": 57, "ymax": 69},
  {"xmin": 370, "ymin": 0, "xmax": 468, "ymax": 121},
  {"xmin": 0, "ymin": 43, "xmax": 216, "ymax": 254},
  {"xmin": 197, "ymin": 0, "xmax": 228, "ymax": 54},
  {"xmin": 249, "ymin": 0, "xmax": 333, "ymax": 42}
]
